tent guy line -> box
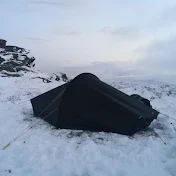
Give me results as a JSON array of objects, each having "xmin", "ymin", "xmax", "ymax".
[
  {"xmin": 2, "ymin": 107, "xmax": 58, "ymax": 150},
  {"xmin": 2, "ymin": 89, "xmax": 65, "ymax": 150}
]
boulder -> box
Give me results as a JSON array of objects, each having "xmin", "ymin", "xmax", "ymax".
[{"xmin": 0, "ymin": 57, "xmax": 5, "ymax": 64}]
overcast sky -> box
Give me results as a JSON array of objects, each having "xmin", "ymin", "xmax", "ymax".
[{"xmin": 1, "ymin": 0, "xmax": 176, "ymax": 72}]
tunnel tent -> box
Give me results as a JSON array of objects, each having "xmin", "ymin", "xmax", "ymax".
[{"xmin": 31, "ymin": 73, "xmax": 159, "ymax": 135}]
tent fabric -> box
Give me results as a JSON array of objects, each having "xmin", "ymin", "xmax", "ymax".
[{"xmin": 31, "ymin": 73, "xmax": 159, "ymax": 135}]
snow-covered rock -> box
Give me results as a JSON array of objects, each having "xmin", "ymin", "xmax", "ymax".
[{"xmin": 0, "ymin": 39, "xmax": 35, "ymax": 75}]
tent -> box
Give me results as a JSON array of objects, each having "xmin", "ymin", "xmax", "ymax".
[{"xmin": 31, "ymin": 73, "xmax": 159, "ymax": 135}]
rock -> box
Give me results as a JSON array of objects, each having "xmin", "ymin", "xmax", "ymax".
[
  {"xmin": 5, "ymin": 45, "xmax": 27, "ymax": 53},
  {"xmin": 0, "ymin": 56, "xmax": 5, "ymax": 64},
  {"xmin": 15, "ymin": 67, "xmax": 31, "ymax": 72},
  {"xmin": 0, "ymin": 39, "xmax": 7, "ymax": 48},
  {"xmin": 0, "ymin": 39, "xmax": 35, "ymax": 76},
  {"xmin": 60, "ymin": 73, "xmax": 68, "ymax": 82},
  {"xmin": 0, "ymin": 70, "xmax": 22, "ymax": 77},
  {"xmin": 50, "ymin": 73, "xmax": 69, "ymax": 82},
  {"xmin": 55, "ymin": 75, "xmax": 60, "ymax": 81},
  {"xmin": 12, "ymin": 53, "xmax": 18, "ymax": 59},
  {"xmin": 30, "ymin": 72, "xmax": 69, "ymax": 83},
  {"xmin": 30, "ymin": 77, "xmax": 52, "ymax": 83},
  {"xmin": 0, "ymin": 64, "xmax": 16, "ymax": 72}
]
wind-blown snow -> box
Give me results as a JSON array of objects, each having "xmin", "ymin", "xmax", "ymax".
[{"xmin": 0, "ymin": 73, "xmax": 176, "ymax": 176}]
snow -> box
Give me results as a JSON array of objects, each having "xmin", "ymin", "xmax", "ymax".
[
  {"xmin": 0, "ymin": 53, "xmax": 28, "ymax": 62},
  {"xmin": 0, "ymin": 54, "xmax": 13, "ymax": 61},
  {"xmin": 0, "ymin": 72, "xmax": 176, "ymax": 176}
]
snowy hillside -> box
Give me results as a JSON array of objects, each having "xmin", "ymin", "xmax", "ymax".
[{"xmin": 0, "ymin": 73, "xmax": 176, "ymax": 176}]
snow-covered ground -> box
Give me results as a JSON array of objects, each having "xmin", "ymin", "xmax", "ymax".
[{"xmin": 0, "ymin": 72, "xmax": 176, "ymax": 176}]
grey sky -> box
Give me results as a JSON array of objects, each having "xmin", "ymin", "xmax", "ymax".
[
  {"xmin": 138, "ymin": 37, "xmax": 176, "ymax": 72},
  {"xmin": 1, "ymin": 0, "xmax": 176, "ymax": 72}
]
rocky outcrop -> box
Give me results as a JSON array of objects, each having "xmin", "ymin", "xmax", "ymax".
[
  {"xmin": 0, "ymin": 39, "xmax": 69, "ymax": 82},
  {"xmin": 0, "ymin": 40, "xmax": 35, "ymax": 75}
]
